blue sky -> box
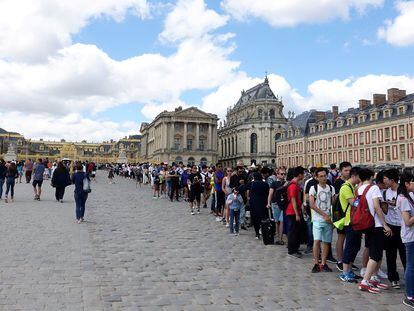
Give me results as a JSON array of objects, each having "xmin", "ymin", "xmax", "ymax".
[{"xmin": 1, "ymin": 0, "xmax": 414, "ymax": 141}]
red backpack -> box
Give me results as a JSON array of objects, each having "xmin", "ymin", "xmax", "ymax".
[{"xmin": 351, "ymin": 185, "xmax": 374, "ymax": 231}]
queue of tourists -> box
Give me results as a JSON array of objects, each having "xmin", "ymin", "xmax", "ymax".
[{"xmin": 130, "ymin": 160, "xmax": 414, "ymax": 309}]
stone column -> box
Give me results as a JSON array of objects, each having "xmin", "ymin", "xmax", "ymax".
[
  {"xmin": 170, "ymin": 122, "xmax": 174, "ymax": 149},
  {"xmin": 183, "ymin": 122, "xmax": 187, "ymax": 150},
  {"xmin": 208, "ymin": 123, "xmax": 212, "ymax": 150},
  {"xmin": 195, "ymin": 123, "xmax": 200, "ymax": 151}
]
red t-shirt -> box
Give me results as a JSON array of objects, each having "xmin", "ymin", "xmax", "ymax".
[{"xmin": 286, "ymin": 181, "xmax": 302, "ymax": 216}]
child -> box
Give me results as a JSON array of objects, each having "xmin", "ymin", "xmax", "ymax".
[{"xmin": 226, "ymin": 187, "xmax": 244, "ymax": 236}]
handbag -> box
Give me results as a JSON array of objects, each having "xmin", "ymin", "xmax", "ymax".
[{"xmin": 83, "ymin": 177, "xmax": 92, "ymax": 193}]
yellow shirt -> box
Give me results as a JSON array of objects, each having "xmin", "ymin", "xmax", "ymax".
[{"xmin": 339, "ymin": 181, "xmax": 355, "ymax": 226}]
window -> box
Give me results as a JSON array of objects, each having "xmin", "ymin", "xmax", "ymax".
[
  {"xmin": 174, "ymin": 123, "xmax": 181, "ymax": 130},
  {"xmin": 399, "ymin": 125, "xmax": 405, "ymax": 137},
  {"xmin": 384, "ymin": 110, "xmax": 390, "ymax": 118},
  {"xmin": 258, "ymin": 109, "xmax": 263, "ymax": 118},
  {"xmin": 187, "ymin": 123, "xmax": 194, "ymax": 132},
  {"xmin": 370, "ymin": 113, "xmax": 377, "ymax": 121},
  {"xmin": 130, "ymin": 144, "xmax": 135, "ymax": 149},
  {"xmin": 199, "ymin": 139, "xmax": 205, "ymax": 151},
  {"xmin": 319, "ymin": 139, "xmax": 322, "ymax": 150},
  {"xmin": 319, "ymin": 125, "xmax": 324, "ymax": 131},
  {"xmin": 311, "ymin": 141, "xmax": 314, "ymax": 151},
  {"xmin": 337, "ymin": 120, "xmax": 344, "ymax": 127},
  {"xmin": 188, "ymin": 157, "xmax": 195, "ymax": 166},
  {"xmin": 359, "ymin": 116, "xmax": 365, "ymax": 123},
  {"xmin": 17, "ymin": 139, "xmax": 23, "ymax": 146},
  {"xmin": 398, "ymin": 106, "xmax": 405, "ymax": 115},
  {"xmin": 39, "ymin": 145, "xmax": 44, "ymax": 151},
  {"xmin": 372, "ymin": 148, "xmax": 377, "ymax": 162},
  {"xmin": 100, "ymin": 146, "xmax": 104, "ymax": 152},
  {"xmin": 348, "ymin": 134, "xmax": 352, "ymax": 145},
  {"xmin": 348, "ymin": 150, "xmax": 353, "ymax": 162},
  {"xmin": 200, "ymin": 157, "xmax": 207, "ymax": 166},
  {"xmin": 328, "ymin": 137, "xmax": 332, "ymax": 149},
  {"xmin": 174, "ymin": 138, "xmax": 181, "ymax": 149},
  {"xmin": 250, "ymin": 133, "xmax": 257, "ymax": 154},
  {"xmin": 385, "ymin": 127, "xmax": 390, "ymax": 140},
  {"xmin": 386, "ymin": 146, "xmax": 391, "ymax": 161},
  {"xmin": 371, "ymin": 130, "xmax": 377, "ymax": 143},
  {"xmin": 400, "ymin": 145, "xmax": 406, "ymax": 161},
  {"xmin": 347, "ymin": 118, "xmax": 354, "ymax": 126},
  {"xmin": 359, "ymin": 132, "xmax": 364, "ymax": 144},
  {"xmin": 269, "ymin": 109, "xmax": 275, "ymax": 119},
  {"xmin": 338, "ymin": 152, "xmax": 342, "ymax": 163},
  {"xmin": 360, "ymin": 149, "xmax": 365, "ymax": 163},
  {"xmin": 310, "ymin": 126, "xmax": 316, "ymax": 134},
  {"xmin": 338, "ymin": 136, "xmax": 342, "ymax": 147}
]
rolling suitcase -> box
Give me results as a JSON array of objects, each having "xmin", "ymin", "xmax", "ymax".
[{"xmin": 261, "ymin": 208, "xmax": 275, "ymax": 245}]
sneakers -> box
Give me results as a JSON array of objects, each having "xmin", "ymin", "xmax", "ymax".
[
  {"xmin": 392, "ymin": 281, "xmax": 401, "ymax": 289},
  {"xmin": 225, "ymin": 223, "xmax": 230, "ymax": 228},
  {"xmin": 377, "ymin": 268, "xmax": 388, "ymax": 279},
  {"xmin": 197, "ymin": 210, "xmax": 200, "ymax": 214},
  {"xmin": 336, "ymin": 262, "xmax": 343, "ymax": 272},
  {"xmin": 234, "ymin": 232, "xmax": 239, "ymax": 236},
  {"xmin": 359, "ymin": 282, "xmax": 380, "ymax": 294},
  {"xmin": 288, "ymin": 252, "xmax": 302, "ymax": 259},
  {"xmin": 215, "ymin": 217, "xmax": 222, "ymax": 222},
  {"xmin": 312, "ymin": 264, "xmax": 320, "ymax": 273},
  {"xmin": 191, "ymin": 210, "xmax": 195, "ymax": 215},
  {"xmin": 352, "ymin": 264, "xmax": 358, "ymax": 271},
  {"xmin": 327, "ymin": 255, "xmax": 337, "ymax": 264},
  {"xmin": 370, "ymin": 276, "xmax": 389, "ymax": 290},
  {"xmin": 403, "ymin": 298, "xmax": 414, "ymax": 309},
  {"xmin": 320, "ymin": 264, "xmax": 332, "ymax": 272},
  {"xmin": 339, "ymin": 272, "xmax": 356, "ymax": 283},
  {"xmin": 241, "ymin": 225, "xmax": 247, "ymax": 230},
  {"xmin": 360, "ymin": 267, "xmax": 366, "ymax": 278}
]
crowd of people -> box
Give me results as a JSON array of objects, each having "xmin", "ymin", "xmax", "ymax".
[
  {"xmin": 0, "ymin": 158, "xmax": 96, "ymax": 224},
  {"xmin": 118, "ymin": 160, "xmax": 414, "ymax": 309}
]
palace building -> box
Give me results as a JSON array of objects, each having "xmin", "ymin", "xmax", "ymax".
[
  {"xmin": 218, "ymin": 77, "xmax": 286, "ymax": 168},
  {"xmin": 0, "ymin": 128, "xmax": 141, "ymax": 163},
  {"xmin": 276, "ymin": 88, "xmax": 414, "ymax": 168},
  {"xmin": 139, "ymin": 106, "xmax": 218, "ymax": 165}
]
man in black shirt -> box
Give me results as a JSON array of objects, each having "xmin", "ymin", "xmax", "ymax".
[
  {"xmin": 267, "ymin": 167, "xmax": 287, "ymax": 244},
  {"xmin": 169, "ymin": 164, "xmax": 180, "ymax": 202},
  {"xmin": 188, "ymin": 165, "xmax": 202, "ymax": 215}
]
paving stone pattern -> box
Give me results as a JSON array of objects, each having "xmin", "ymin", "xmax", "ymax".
[{"xmin": 0, "ymin": 173, "xmax": 406, "ymax": 310}]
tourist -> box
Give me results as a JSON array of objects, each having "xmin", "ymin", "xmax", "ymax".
[
  {"xmin": 222, "ymin": 167, "xmax": 233, "ymax": 226},
  {"xmin": 357, "ymin": 168, "xmax": 392, "ymax": 294},
  {"xmin": 309, "ymin": 167, "xmax": 335, "ymax": 272},
  {"xmin": 214, "ymin": 163, "xmax": 225, "ymax": 220},
  {"xmin": 303, "ymin": 167, "xmax": 317, "ymax": 253},
  {"xmin": 287, "ymin": 166, "xmax": 305, "ymax": 258},
  {"xmin": 168, "ymin": 164, "xmax": 180, "ymax": 202},
  {"xmin": 33, "ymin": 158, "xmax": 45, "ymax": 201},
  {"xmin": 51, "ymin": 161, "xmax": 71, "ymax": 203},
  {"xmin": 267, "ymin": 167, "xmax": 287, "ymax": 245},
  {"xmin": 247, "ymin": 172, "xmax": 269, "ymax": 239},
  {"xmin": 188, "ymin": 165, "xmax": 202, "ymax": 215},
  {"xmin": 4, "ymin": 162, "xmax": 18, "ymax": 203},
  {"xmin": 328, "ymin": 163, "xmax": 339, "ymax": 184},
  {"xmin": 108, "ymin": 166, "xmax": 115, "ymax": 184},
  {"xmin": 0, "ymin": 159, "xmax": 6, "ymax": 199},
  {"xmin": 24, "ymin": 158, "xmax": 33, "ymax": 183},
  {"xmin": 16, "ymin": 160, "xmax": 23, "ymax": 183},
  {"xmin": 226, "ymin": 187, "xmax": 243, "ymax": 236},
  {"xmin": 72, "ymin": 162, "xmax": 89, "ymax": 224},
  {"xmin": 152, "ymin": 167, "xmax": 161, "ymax": 199},
  {"xmin": 200, "ymin": 165, "xmax": 212, "ymax": 208},
  {"xmin": 397, "ymin": 172, "xmax": 414, "ymax": 308},
  {"xmin": 181, "ymin": 167, "xmax": 190, "ymax": 201},
  {"xmin": 334, "ymin": 161, "xmax": 352, "ymax": 271}
]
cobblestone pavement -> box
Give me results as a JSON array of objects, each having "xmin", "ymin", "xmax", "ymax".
[{"xmin": 0, "ymin": 173, "xmax": 407, "ymax": 310}]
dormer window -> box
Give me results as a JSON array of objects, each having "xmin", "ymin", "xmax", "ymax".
[
  {"xmin": 347, "ymin": 118, "xmax": 354, "ymax": 126},
  {"xmin": 398, "ymin": 106, "xmax": 405, "ymax": 115},
  {"xmin": 295, "ymin": 129, "xmax": 300, "ymax": 136},
  {"xmin": 370, "ymin": 112, "xmax": 378, "ymax": 121},
  {"xmin": 310, "ymin": 126, "xmax": 316, "ymax": 134},
  {"xmin": 337, "ymin": 120, "xmax": 344, "ymax": 128},
  {"xmin": 383, "ymin": 110, "xmax": 391, "ymax": 118},
  {"xmin": 318, "ymin": 124, "xmax": 324, "ymax": 131},
  {"xmin": 358, "ymin": 115, "xmax": 366, "ymax": 123},
  {"xmin": 17, "ymin": 139, "xmax": 23, "ymax": 146}
]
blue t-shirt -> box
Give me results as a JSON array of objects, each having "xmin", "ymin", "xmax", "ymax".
[
  {"xmin": 33, "ymin": 163, "xmax": 45, "ymax": 181},
  {"xmin": 214, "ymin": 170, "xmax": 224, "ymax": 191},
  {"xmin": 226, "ymin": 193, "xmax": 243, "ymax": 210}
]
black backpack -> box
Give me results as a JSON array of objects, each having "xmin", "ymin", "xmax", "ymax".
[
  {"xmin": 331, "ymin": 183, "xmax": 352, "ymax": 224},
  {"xmin": 275, "ymin": 182, "xmax": 291, "ymax": 211}
]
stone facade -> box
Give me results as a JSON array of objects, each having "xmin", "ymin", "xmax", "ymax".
[
  {"xmin": 0, "ymin": 128, "xmax": 141, "ymax": 163},
  {"xmin": 140, "ymin": 107, "xmax": 218, "ymax": 165},
  {"xmin": 276, "ymin": 88, "xmax": 414, "ymax": 168},
  {"xmin": 218, "ymin": 77, "xmax": 286, "ymax": 168}
]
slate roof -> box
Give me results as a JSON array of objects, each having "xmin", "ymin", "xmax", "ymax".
[{"xmin": 234, "ymin": 77, "xmax": 278, "ymax": 108}]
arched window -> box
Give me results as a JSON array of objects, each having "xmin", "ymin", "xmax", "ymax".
[
  {"xmin": 269, "ymin": 109, "xmax": 275, "ymax": 119},
  {"xmin": 175, "ymin": 156, "xmax": 183, "ymax": 163},
  {"xmin": 231, "ymin": 137, "xmax": 234, "ymax": 155},
  {"xmin": 188, "ymin": 157, "xmax": 195, "ymax": 166},
  {"xmin": 200, "ymin": 157, "xmax": 208, "ymax": 166},
  {"xmin": 250, "ymin": 133, "xmax": 258, "ymax": 154},
  {"xmin": 258, "ymin": 109, "xmax": 263, "ymax": 119}
]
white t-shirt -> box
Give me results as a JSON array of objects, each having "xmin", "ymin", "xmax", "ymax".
[
  {"xmin": 397, "ymin": 193, "xmax": 414, "ymax": 244},
  {"xmin": 385, "ymin": 188, "xmax": 401, "ymax": 226},
  {"xmin": 358, "ymin": 184, "xmax": 383, "ymax": 228},
  {"xmin": 309, "ymin": 184, "xmax": 335, "ymax": 223}
]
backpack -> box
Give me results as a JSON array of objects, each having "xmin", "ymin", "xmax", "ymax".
[
  {"xmin": 83, "ymin": 176, "xmax": 92, "ymax": 193},
  {"xmin": 351, "ymin": 185, "xmax": 374, "ymax": 231},
  {"xmin": 332, "ymin": 183, "xmax": 353, "ymax": 230},
  {"xmin": 275, "ymin": 182, "xmax": 291, "ymax": 211}
]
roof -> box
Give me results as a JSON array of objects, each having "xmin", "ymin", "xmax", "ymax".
[{"xmin": 234, "ymin": 77, "xmax": 278, "ymax": 108}]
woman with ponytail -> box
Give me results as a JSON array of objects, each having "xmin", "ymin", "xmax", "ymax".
[{"xmin": 397, "ymin": 172, "xmax": 414, "ymax": 308}]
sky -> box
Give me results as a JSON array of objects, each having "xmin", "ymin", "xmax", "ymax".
[{"xmin": 0, "ymin": 0, "xmax": 414, "ymax": 142}]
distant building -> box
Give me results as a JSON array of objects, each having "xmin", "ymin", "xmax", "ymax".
[
  {"xmin": 218, "ymin": 77, "xmax": 286, "ymax": 168},
  {"xmin": 276, "ymin": 88, "xmax": 414, "ymax": 167},
  {"xmin": 140, "ymin": 106, "xmax": 218, "ymax": 165},
  {"xmin": 0, "ymin": 128, "xmax": 141, "ymax": 163}
]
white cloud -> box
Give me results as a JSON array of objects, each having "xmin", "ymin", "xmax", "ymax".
[
  {"xmin": 0, "ymin": 0, "xmax": 150, "ymax": 63},
  {"xmin": 159, "ymin": 0, "xmax": 229, "ymax": 43},
  {"xmin": 378, "ymin": 1, "xmax": 414, "ymax": 46},
  {"xmin": 0, "ymin": 112, "xmax": 139, "ymax": 142},
  {"xmin": 221, "ymin": 0, "xmax": 383, "ymax": 27},
  {"xmin": 141, "ymin": 100, "xmax": 189, "ymax": 120}
]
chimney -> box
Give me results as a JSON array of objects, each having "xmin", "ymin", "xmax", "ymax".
[
  {"xmin": 358, "ymin": 99, "xmax": 371, "ymax": 110},
  {"xmin": 315, "ymin": 111, "xmax": 326, "ymax": 121},
  {"xmin": 373, "ymin": 94, "xmax": 386, "ymax": 106},
  {"xmin": 332, "ymin": 106, "xmax": 339, "ymax": 118},
  {"xmin": 388, "ymin": 88, "xmax": 407, "ymax": 104}
]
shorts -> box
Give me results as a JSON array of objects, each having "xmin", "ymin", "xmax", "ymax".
[
  {"xmin": 153, "ymin": 183, "xmax": 160, "ymax": 191},
  {"xmin": 364, "ymin": 227, "xmax": 385, "ymax": 262},
  {"xmin": 271, "ymin": 203, "xmax": 284, "ymax": 222},
  {"xmin": 189, "ymin": 190, "xmax": 201, "ymax": 203},
  {"xmin": 312, "ymin": 221, "xmax": 333, "ymax": 243},
  {"xmin": 32, "ymin": 180, "xmax": 43, "ymax": 188}
]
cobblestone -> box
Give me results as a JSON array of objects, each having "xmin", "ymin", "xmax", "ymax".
[{"xmin": 0, "ymin": 173, "xmax": 407, "ymax": 310}]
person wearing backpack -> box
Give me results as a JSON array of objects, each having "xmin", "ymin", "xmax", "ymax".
[
  {"xmin": 397, "ymin": 172, "xmax": 414, "ymax": 309},
  {"xmin": 338, "ymin": 166, "xmax": 361, "ymax": 282},
  {"xmin": 71, "ymin": 162, "xmax": 89, "ymax": 224},
  {"xmin": 303, "ymin": 167, "xmax": 318, "ymax": 254},
  {"xmin": 383, "ymin": 169, "xmax": 406, "ymax": 289},
  {"xmin": 356, "ymin": 168, "xmax": 392, "ymax": 294},
  {"xmin": 309, "ymin": 167, "xmax": 336, "ymax": 273},
  {"xmin": 267, "ymin": 167, "xmax": 287, "ymax": 245},
  {"xmin": 286, "ymin": 166, "xmax": 305, "ymax": 258},
  {"xmin": 328, "ymin": 163, "xmax": 339, "ymax": 184}
]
